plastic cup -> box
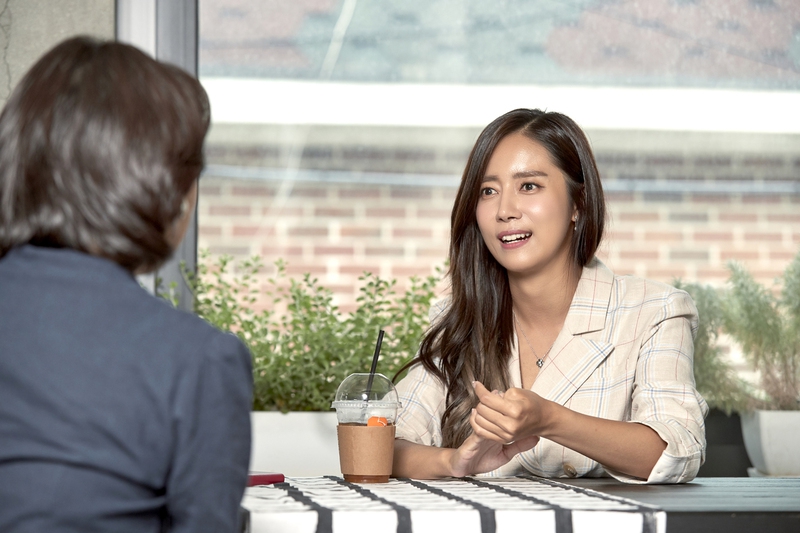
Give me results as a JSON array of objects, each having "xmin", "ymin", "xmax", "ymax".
[{"xmin": 331, "ymin": 373, "xmax": 400, "ymax": 483}]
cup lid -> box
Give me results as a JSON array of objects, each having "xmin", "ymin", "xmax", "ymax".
[{"xmin": 331, "ymin": 372, "xmax": 400, "ymax": 408}]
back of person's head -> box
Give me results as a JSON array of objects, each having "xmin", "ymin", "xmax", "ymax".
[
  {"xmin": 0, "ymin": 36, "xmax": 210, "ymax": 273},
  {"xmin": 451, "ymin": 108, "xmax": 605, "ymax": 272}
]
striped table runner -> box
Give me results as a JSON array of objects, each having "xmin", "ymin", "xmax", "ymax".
[{"xmin": 242, "ymin": 475, "xmax": 664, "ymax": 533}]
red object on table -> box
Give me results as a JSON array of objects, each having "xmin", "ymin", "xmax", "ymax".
[{"xmin": 247, "ymin": 472, "xmax": 284, "ymax": 486}]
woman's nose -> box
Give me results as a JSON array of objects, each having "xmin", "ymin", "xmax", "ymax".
[{"xmin": 497, "ymin": 191, "xmax": 521, "ymax": 221}]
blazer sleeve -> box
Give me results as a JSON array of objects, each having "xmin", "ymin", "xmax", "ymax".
[
  {"xmin": 609, "ymin": 288, "xmax": 709, "ymax": 484},
  {"xmin": 165, "ymin": 329, "xmax": 253, "ymax": 532}
]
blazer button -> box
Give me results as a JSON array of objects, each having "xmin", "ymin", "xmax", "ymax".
[{"xmin": 563, "ymin": 463, "xmax": 578, "ymax": 477}]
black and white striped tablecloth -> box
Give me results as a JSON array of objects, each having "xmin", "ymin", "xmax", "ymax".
[{"xmin": 242, "ymin": 475, "xmax": 665, "ymax": 533}]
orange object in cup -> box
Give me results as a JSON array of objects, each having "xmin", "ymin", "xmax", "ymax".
[{"xmin": 367, "ymin": 416, "xmax": 388, "ymax": 427}]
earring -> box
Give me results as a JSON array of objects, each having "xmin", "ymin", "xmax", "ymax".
[
  {"xmin": 573, "ymin": 216, "xmax": 578, "ymax": 231},
  {"xmin": 180, "ymin": 199, "xmax": 189, "ymax": 216}
]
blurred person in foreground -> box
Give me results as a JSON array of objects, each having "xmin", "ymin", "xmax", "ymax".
[
  {"xmin": 0, "ymin": 36, "xmax": 252, "ymax": 531},
  {"xmin": 393, "ymin": 109, "xmax": 707, "ymax": 484}
]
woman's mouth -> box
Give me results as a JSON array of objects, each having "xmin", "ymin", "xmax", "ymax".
[{"xmin": 500, "ymin": 232, "xmax": 531, "ymax": 245}]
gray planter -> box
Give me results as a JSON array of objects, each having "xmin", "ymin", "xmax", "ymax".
[
  {"xmin": 741, "ymin": 410, "xmax": 800, "ymax": 477},
  {"xmin": 249, "ymin": 411, "xmax": 340, "ymax": 477}
]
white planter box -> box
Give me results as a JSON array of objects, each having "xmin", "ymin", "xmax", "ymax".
[
  {"xmin": 249, "ymin": 411, "xmax": 341, "ymax": 477},
  {"xmin": 741, "ymin": 410, "xmax": 800, "ymax": 477}
]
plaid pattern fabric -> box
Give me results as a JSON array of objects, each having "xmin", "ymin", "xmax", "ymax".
[{"xmin": 395, "ymin": 259, "xmax": 708, "ymax": 484}]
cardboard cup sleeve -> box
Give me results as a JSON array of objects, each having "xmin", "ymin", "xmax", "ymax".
[{"xmin": 337, "ymin": 424, "xmax": 396, "ymax": 477}]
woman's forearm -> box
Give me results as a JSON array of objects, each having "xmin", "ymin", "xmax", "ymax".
[
  {"xmin": 392, "ymin": 439, "xmax": 454, "ymax": 479},
  {"xmin": 540, "ymin": 401, "xmax": 666, "ymax": 480}
]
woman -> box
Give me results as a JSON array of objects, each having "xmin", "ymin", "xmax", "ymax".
[
  {"xmin": 0, "ymin": 38, "xmax": 252, "ymax": 530},
  {"xmin": 393, "ymin": 109, "xmax": 707, "ymax": 483}
]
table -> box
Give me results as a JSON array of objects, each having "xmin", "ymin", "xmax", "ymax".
[
  {"xmin": 561, "ymin": 477, "xmax": 800, "ymax": 533},
  {"xmin": 241, "ymin": 476, "xmax": 800, "ymax": 533},
  {"xmin": 242, "ymin": 475, "xmax": 665, "ymax": 533}
]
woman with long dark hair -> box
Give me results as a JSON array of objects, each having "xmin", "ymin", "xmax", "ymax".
[
  {"xmin": 0, "ymin": 37, "xmax": 252, "ymax": 530},
  {"xmin": 393, "ymin": 109, "xmax": 707, "ymax": 483}
]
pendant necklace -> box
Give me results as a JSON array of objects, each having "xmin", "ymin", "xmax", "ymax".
[{"xmin": 514, "ymin": 314, "xmax": 555, "ymax": 368}]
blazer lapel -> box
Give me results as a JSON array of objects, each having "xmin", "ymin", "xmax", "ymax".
[{"xmin": 531, "ymin": 259, "xmax": 616, "ymax": 405}]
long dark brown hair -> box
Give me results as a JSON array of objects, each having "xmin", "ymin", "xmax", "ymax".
[
  {"xmin": 0, "ymin": 36, "xmax": 210, "ymax": 273},
  {"xmin": 398, "ymin": 109, "xmax": 606, "ymax": 448}
]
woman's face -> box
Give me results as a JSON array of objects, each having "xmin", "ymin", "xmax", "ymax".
[
  {"xmin": 475, "ymin": 132, "xmax": 577, "ymax": 279},
  {"xmin": 166, "ymin": 181, "xmax": 198, "ymax": 250}
]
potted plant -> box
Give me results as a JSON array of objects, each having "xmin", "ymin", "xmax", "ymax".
[
  {"xmin": 675, "ymin": 280, "xmax": 754, "ymax": 476},
  {"xmin": 183, "ymin": 252, "xmax": 441, "ymax": 476},
  {"xmin": 720, "ymin": 251, "xmax": 800, "ymax": 476}
]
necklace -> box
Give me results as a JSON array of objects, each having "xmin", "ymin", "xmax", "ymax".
[{"xmin": 514, "ymin": 314, "xmax": 555, "ymax": 368}]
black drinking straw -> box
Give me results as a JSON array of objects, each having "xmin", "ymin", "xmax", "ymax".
[{"xmin": 365, "ymin": 329, "xmax": 385, "ymax": 400}]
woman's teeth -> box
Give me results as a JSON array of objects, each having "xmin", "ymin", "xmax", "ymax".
[{"xmin": 501, "ymin": 232, "xmax": 531, "ymax": 243}]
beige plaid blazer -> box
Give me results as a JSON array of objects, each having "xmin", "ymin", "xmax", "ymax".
[{"xmin": 395, "ymin": 258, "xmax": 708, "ymax": 484}]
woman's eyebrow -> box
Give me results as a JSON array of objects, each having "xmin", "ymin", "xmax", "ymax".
[{"xmin": 482, "ymin": 169, "xmax": 549, "ymax": 181}]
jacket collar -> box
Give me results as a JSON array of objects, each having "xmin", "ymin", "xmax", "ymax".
[{"xmin": 530, "ymin": 258, "xmax": 616, "ymax": 404}]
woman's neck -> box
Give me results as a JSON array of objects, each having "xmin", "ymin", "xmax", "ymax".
[{"xmin": 509, "ymin": 261, "xmax": 582, "ymax": 330}]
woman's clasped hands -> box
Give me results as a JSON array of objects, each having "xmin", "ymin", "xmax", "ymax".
[{"xmin": 447, "ymin": 381, "xmax": 544, "ymax": 477}]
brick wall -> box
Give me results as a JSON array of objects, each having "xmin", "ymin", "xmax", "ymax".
[{"xmin": 198, "ymin": 144, "xmax": 800, "ymax": 313}]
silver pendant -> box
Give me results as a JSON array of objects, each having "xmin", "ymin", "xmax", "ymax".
[{"xmin": 536, "ymin": 358, "xmax": 544, "ymax": 368}]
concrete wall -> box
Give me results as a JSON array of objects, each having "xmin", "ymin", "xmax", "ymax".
[{"xmin": 0, "ymin": 0, "xmax": 114, "ymax": 106}]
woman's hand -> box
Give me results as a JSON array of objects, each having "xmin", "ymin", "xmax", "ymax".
[
  {"xmin": 448, "ymin": 408, "xmax": 540, "ymax": 477},
  {"xmin": 471, "ymin": 381, "xmax": 550, "ymax": 444}
]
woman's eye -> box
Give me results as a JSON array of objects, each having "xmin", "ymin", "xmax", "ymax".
[
  {"xmin": 480, "ymin": 187, "xmax": 495, "ymax": 196},
  {"xmin": 521, "ymin": 182, "xmax": 539, "ymax": 192}
]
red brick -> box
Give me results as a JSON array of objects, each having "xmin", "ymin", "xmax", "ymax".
[
  {"xmin": 417, "ymin": 208, "xmax": 452, "ymax": 219},
  {"xmin": 288, "ymin": 188, "xmax": 327, "ymax": 199},
  {"xmin": 365, "ymin": 246, "xmax": 404, "ymax": 257},
  {"xmin": 391, "ymin": 266, "xmax": 441, "ymax": 278},
  {"xmin": 721, "ymin": 250, "xmax": 759, "ymax": 262},
  {"xmin": 742, "ymin": 194, "xmax": 782, "ymax": 204},
  {"xmin": 719, "ymin": 213, "xmax": 758, "ymax": 223},
  {"xmin": 697, "ymin": 267, "xmax": 730, "ymax": 280},
  {"xmin": 340, "ymin": 265, "xmax": 379, "ymax": 276},
  {"xmin": 341, "ymin": 227, "xmax": 381, "ymax": 238},
  {"xmin": 313, "ymin": 246, "xmax": 355, "ymax": 256},
  {"xmin": 604, "ymin": 231, "xmax": 635, "ymax": 241},
  {"xmin": 393, "ymin": 228, "xmax": 433, "ymax": 238},
  {"xmin": 199, "ymin": 185, "xmax": 221, "ymax": 196},
  {"xmin": 417, "ymin": 247, "xmax": 450, "ymax": 258},
  {"xmin": 260, "ymin": 207, "xmax": 303, "ymax": 217},
  {"xmin": 314, "ymin": 207, "xmax": 355, "ymax": 218},
  {"xmin": 619, "ymin": 212, "xmax": 660, "ymax": 222},
  {"xmin": 669, "ymin": 250, "xmax": 709, "ymax": 261},
  {"xmin": 339, "ymin": 189, "xmax": 381, "ymax": 199},
  {"xmin": 766, "ymin": 214, "xmax": 800, "ymax": 223},
  {"xmin": 620, "ymin": 250, "xmax": 659, "ymax": 260},
  {"xmin": 209, "ymin": 206, "xmax": 251, "ymax": 216},
  {"xmin": 390, "ymin": 188, "xmax": 433, "ymax": 200},
  {"xmin": 694, "ymin": 231, "xmax": 733, "ymax": 242},
  {"xmin": 232, "ymin": 226, "xmax": 274, "ymax": 237},
  {"xmin": 770, "ymin": 250, "xmax": 798, "ymax": 261},
  {"xmin": 744, "ymin": 232, "xmax": 782, "ymax": 242},
  {"xmin": 287, "ymin": 227, "xmax": 328, "ymax": 237},
  {"xmin": 605, "ymin": 192, "xmax": 635, "ymax": 202},
  {"xmin": 648, "ymin": 269, "xmax": 689, "ymax": 282},
  {"xmin": 366, "ymin": 208, "xmax": 405, "ymax": 218},
  {"xmin": 198, "ymin": 226, "xmax": 222, "ymax": 236},
  {"xmin": 261, "ymin": 246, "xmax": 303, "ymax": 257},
  {"xmin": 207, "ymin": 245, "xmax": 251, "ymax": 256},
  {"xmin": 644, "ymin": 231, "xmax": 681, "ymax": 242},
  {"xmin": 285, "ymin": 264, "xmax": 326, "ymax": 276},
  {"xmin": 232, "ymin": 186, "xmax": 275, "ymax": 197},
  {"xmin": 689, "ymin": 194, "xmax": 734, "ymax": 203},
  {"xmin": 669, "ymin": 212, "xmax": 708, "ymax": 223}
]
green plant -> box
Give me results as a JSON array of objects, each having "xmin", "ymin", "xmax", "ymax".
[
  {"xmin": 678, "ymin": 250, "xmax": 800, "ymax": 413},
  {"xmin": 675, "ymin": 280, "xmax": 754, "ymax": 415},
  {"xmin": 721, "ymin": 251, "xmax": 800, "ymax": 411},
  {"xmin": 187, "ymin": 251, "xmax": 441, "ymax": 412}
]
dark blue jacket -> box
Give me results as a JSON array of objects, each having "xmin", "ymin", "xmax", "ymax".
[{"xmin": 0, "ymin": 245, "xmax": 253, "ymax": 532}]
